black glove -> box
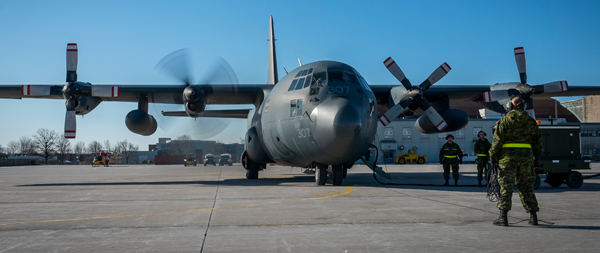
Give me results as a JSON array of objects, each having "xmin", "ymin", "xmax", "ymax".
[
  {"xmin": 440, "ymin": 159, "xmax": 444, "ymax": 164},
  {"xmin": 534, "ymin": 160, "xmax": 541, "ymax": 170},
  {"xmin": 459, "ymin": 158, "xmax": 463, "ymax": 164}
]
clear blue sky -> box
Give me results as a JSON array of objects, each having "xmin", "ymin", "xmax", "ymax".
[{"xmin": 1, "ymin": 0, "xmax": 599, "ymax": 151}]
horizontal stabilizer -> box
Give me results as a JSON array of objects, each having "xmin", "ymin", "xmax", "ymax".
[{"xmin": 162, "ymin": 109, "xmax": 252, "ymax": 119}]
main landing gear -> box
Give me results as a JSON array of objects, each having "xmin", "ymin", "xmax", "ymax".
[
  {"xmin": 241, "ymin": 151, "xmax": 265, "ymax": 180},
  {"xmin": 315, "ymin": 163, "xmax": 348, "ymax": 186}
]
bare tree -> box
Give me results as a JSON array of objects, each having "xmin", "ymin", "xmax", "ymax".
[
  {"xmin": 19, "ymin": 136, "xmax": 36, "ymax": 155},
  {"xmin": 87, "ymin": 141, "xmax": 103, "ymax": 155},
  {"xmin": 7, "ymin": 141, "xmax": 19, "ymax": 154},
  {"xmin": 171, "ymin": 135, "xmax": 193, "ymax": 155},
  {"xmin": 56, "ymin": 135, "xmax": 72, "ymax": 164},
  {"xmin": 33, "ymin": 128, "xmax": 59, "ymax": 164},
  {"xmin": 0, "ymin": 144, "xmax": 3, "ymax": 153},
  {"xmin": 73, "ymin": 141, "xmax": 86, "ymax": 154},
  {"xmin": 104, "ymin": 140, "xmax": 112, "ymax": 152},
  {"xmin": 118, "ymin": 140, "xmax": 139, "ymax": 164}
]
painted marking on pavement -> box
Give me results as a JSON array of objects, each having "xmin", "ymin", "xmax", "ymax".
[{"xmin": 0, "ymin": 187, "xmax": 354, "ymax": 226}]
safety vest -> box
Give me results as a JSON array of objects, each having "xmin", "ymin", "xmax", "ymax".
[{"xmin": 502, "ymin": 143, "xmax": 532, "ymax": 148}]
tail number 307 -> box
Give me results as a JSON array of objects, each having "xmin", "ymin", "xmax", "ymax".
[{"xmin": 297, "ymin": 128, "xmax": 310, "ymax": 138}]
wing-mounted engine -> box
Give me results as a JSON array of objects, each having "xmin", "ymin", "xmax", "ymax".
[
  {"xmin": 22, "ymin": 43, "xmax": 120, "ymax": 139},
  {"xmin": 414, "ymin": 109, "xmax": 469, "ymax": 134},
  {"xmin": 183, "ymin": 85, "xmax": 206, "ymax": 117},
  {"xmin": 482, "ymin": 47, "xmax": 569, "ymax": 118}
]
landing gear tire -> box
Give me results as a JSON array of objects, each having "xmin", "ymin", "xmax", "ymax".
[
  {"xmin": 315, "ymin": 164, "xmax": 327, "ymax": 186},
  {"xmin": 246, "ymin": 160, "xmax": 259, "ymax": 179},
  {"xmin": 398, "ymin": 159, "xmax": 406, "ymax": 164},
  {"xmin": 331, "ymin": 165, "xmax": 343, "ymax": 186},
  {"xmin": 566, "ymin": 171, "xmax": 583, "ymax": 189},
  {"xmin": 534, "ymin": 174, "xmax": 541, "ymax": 190}
]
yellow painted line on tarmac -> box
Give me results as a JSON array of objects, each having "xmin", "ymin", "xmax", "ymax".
[{"xmin": 0, "ymin": 186, "xmax": 353, "ymax": 226}]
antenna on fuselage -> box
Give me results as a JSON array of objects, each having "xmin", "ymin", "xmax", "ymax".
[
  {"xmin": 267, "ymin": 15, "xmax": 278, "ymax": 85},
  {"xmin": 298, "ymin": 58, "xmax": 302, "ymax": 67}
]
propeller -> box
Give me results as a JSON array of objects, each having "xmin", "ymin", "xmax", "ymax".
[
  {"xmin": 152, "ymin": 49, "xmax": 237, "ymax": 139},
  {"xmin": 380, "ymin": 57, "xmax": 451, "ymax": 132},
  {"xmin": 482, "ymin": 47, "xmax": 569, "ymax": 104}
]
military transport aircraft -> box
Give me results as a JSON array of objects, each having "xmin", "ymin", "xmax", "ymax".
[{"xmin": 1, "ymin": 16, "xmax": 599, "ymax": 186}]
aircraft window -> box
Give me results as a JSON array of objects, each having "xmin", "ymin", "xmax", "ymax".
[
  {"xmin": 288, "ymin": 79, "xmax": 299, "ymax": 91},
  {"xmin": 345, "ymin": 72, "xmax": 357, "ymax": 85},
  {"xmin": 295, "ymin": 71, "xmax": 303, "ymax": 78},
  {"xmin": 312, "ymin": 72, "xmax": 326, "ymax": 86},
  {"xmin": 297, "ymin": 98, "xmax": 303, "ymax": 117},
  {"xmin": 329, "ymin": 71, "xmax": 345, "ymax": 82},
  {"xmin": 303, "ymin": 75, "xmax": 312, "ymax": 88},
  {"xmin": 301, "ymin": 69, "xmax": 308, "ymax": 76},
  {"xmin": 359, "ymin": 76, "xmax": 372, "ymax": 92},
  {"xmin": 290, "ymin": 100, "xmax": 297, "ymax": 117},
  {"xmin": 307, "ymin": 68, "xmax": 313, "ymax": 75},
  {"xmin": 295, "ymin": 78, "xmax": 305, "ymax": 90}
]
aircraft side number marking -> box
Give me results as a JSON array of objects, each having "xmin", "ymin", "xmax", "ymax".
[
  {"xmin": 297, "ymin": 128, "xmax": 310, "ymax": 138},
  {"xmin": 328, "ymin": 86, "xmax": 349, "ymax": 94}
]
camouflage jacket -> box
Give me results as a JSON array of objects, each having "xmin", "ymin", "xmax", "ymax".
[
  {"xmin": 489, "ymin": 109, "xmax": 542, "ymax": 163},
  {"xmin": 439, "ymin": 142, "xmax": 463, "ymax": 163},
  {"xmin": 474, "ymin": 138, "xmax": 491, "ymax": 156}
]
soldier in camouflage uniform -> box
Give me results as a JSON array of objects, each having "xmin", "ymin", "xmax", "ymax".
[
  {"xmin": 489, "ymin": 96, "xmax": 542, "ymax": 226},
  {"xmin": 474, "ymin": 131, "xmax": 491, "ymax": 187},
  {"xmin": 439, "ymin": 134, "xmax": 463, "ymax": 186}
]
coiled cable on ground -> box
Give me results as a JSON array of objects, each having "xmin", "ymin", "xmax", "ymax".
[{"xmin": 486, "ymin": 163, "xmax": 501, "ymax": 202}]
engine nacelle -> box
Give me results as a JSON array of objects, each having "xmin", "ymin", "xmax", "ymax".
[
  {"xmin": 414, "ymin": 109, "xmax": 469, "ymax": 134},
  {"xmin": 183, "ymin": 86, "xmax": 206, "ymax": 117},
  {"xmin": 245, "ymin": 126, "xmax": 273, "ymax": 164},
  {"xmin": 71, "ymin": 96, "xmax": 102, "ymax": 115},
  {"xmin": 125, "ymin": 110, "xmax": 158, "ymax": 136}
]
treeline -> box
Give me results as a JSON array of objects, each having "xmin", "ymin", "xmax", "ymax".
[{"xmin": 0, "ymin": 128, "xmax": 139, "ymax": 164}]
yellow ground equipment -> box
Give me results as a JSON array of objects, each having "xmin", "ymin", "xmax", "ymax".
[
  {"xmin": 184, "ymin": 154, "xmax": 197, "ymax": 166},
  {"xmin": 395, "ymin": 147, "xmax": 427, "ymax": 164},
  {"xmin": 92, "ymin": 155, "xmax": 115, "ymax": 167}
]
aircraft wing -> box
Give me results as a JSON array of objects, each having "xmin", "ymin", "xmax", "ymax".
[
  {"xmin": 0, "ymin": 84, "xmax": 269, "ymax": 106},
  {"xmin": 162, "ymin": 109, "xmax": 252, "ymax": 118},
  {"xmin": 371, "ymin": 84, "xmax": 600, "ymax": 106}
]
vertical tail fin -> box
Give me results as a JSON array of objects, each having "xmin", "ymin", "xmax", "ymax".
[{"xmin": 267, "ymin": 15, "xmax": 278, "ymax": 85}]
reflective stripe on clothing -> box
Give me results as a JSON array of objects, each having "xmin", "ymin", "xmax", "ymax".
[
  {"xmin": 502, "ymin": 143, "xmax": 532, "ymax": 148},
  {"xmin": 444, "ymin": 155, "xmax": 457, "ymax": 158},
  {"xmin": 477, "ymin": 154, "xmax": 487, "ymax": 156}
]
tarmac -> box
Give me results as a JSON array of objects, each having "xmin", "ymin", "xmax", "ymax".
[{"xmin": 0, "ymin": 162, "xmax": 599, "ymax": 252}]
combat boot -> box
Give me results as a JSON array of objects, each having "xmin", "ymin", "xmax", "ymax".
[
  {"xmin": 454, "ymin": 180, "xmax": 458, "ymax": 186},
  {"xmin": 478, "ymin": 180, "xmax": 482, "ymax": 187},
  {"xmin": 443, "ymin": 180, "xmax": 449, "ymax": 186},
  {"xmin": 493, "ymin": 210, "xmax": 509, "ymax": 226},
  {"xmin": 529, "ymin": 211, "xmax": 538, "ymax": 225}
]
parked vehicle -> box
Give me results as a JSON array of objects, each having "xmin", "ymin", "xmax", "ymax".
[
  {"xmin": 395, "ymin": 147, "xmax": 427, "ymax": 164},
  {"xmin": 219, "ymin": 153, "xmax": 233, "ymax": 166},
  {"xmin": 204, "ymin": 154, "xmax": 216, "ymax": 166}
]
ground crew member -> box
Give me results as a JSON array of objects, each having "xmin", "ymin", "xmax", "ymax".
[
  {"xmin": 489, "ymin": 96, "xmax": 541, "ymax": 226},
  {"xmin": 439, "ymin": 134, "xmax": 463, "ymax": 186},
  {"xmin": 474, "ymin": 131, "xmax": 491, "ymax": 187}
]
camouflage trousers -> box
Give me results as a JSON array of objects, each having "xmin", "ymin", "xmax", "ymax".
[
  {"xmin": 443, "ymin": 163, "xmax": 460, "ymax": 181},
  {"xmin": 477, "ymin": 157, "xmax": 490, "ymax": 181},
  {"xmin": 497, "ymin": 160, "xmax": 539, "ymax": 212}
]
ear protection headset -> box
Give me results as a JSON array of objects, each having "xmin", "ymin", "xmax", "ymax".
[{"xmin": 506, "ymin": 96, "xmax": 527, "ymax": 111}]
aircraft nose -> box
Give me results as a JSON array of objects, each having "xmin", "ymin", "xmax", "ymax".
[{"xmin": 313, "ymin": 97, "xmax": 363, "ymax": 159}]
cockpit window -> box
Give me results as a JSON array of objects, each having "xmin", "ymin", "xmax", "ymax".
[
  {"xmin": 301, "ymin": 69, "xmax": 308, "ymax": 76},
  {"xmin": 307, "ymin": 68, "xmax": 313, "ymax": 75},
  {"xmin": 303, "ymin": 75, "xmax": 312, "ymax": 88},
  {"xmin": 294, "ymin": 78, "xmax": 305, "ymax": 90},
  {"xmin": 329, "ymin": 71, "xmax": 344, "ymax": 82},
  {"xmin": 288, "ymin": 79, "xmax": 299, "ymax": 91},
  {"xmin": 345, "ymin": 72, "xmax": 358, "ymax": 85},
  {"xmin": 358, "ymin": 76, "xmax": 372, "ymax": 92},
  {"xmin": 312, "ymin": 72, "xmax": 326, "ymax": 86},
  {"xmin": 295, "ymin": 71, "xmax": 303, "ymax": 78}
]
